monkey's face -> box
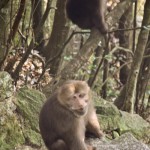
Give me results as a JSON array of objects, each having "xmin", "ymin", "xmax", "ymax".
[
  {"xmin": 57, "ymin": 81, "xmax": 90, "ymax": 117},
  {"xmin": 67, "ymin": 92, "xmax": 89, "ymax": 117}
]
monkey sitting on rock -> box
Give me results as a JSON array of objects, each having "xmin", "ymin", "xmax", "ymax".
[{"xmin": 39, "ymin": 80, "xmax": 104, "ymax": 150}]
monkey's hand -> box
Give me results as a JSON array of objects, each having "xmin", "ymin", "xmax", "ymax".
[
  {"xmin": 87, "ymin": 145, "xmax": 96, "ymax": 150},
  {"xmin": 97, "ymin": 130, "xmax": 105, "ymax": 139}
]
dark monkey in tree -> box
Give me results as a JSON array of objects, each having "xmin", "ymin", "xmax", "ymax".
[
  {"xmin": 66, "ymin": 0, "xmax": 108, "ymax": 33},
  {"xmin": 39, "ymin": 80, "xmax": 103, "ymax": 150}
]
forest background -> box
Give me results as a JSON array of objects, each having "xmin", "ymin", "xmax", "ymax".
[{"xmin": 0, "ymin": 0, "xmax": 150, "ymax": 144}]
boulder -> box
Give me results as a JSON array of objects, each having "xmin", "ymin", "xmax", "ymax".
[
  {"xmin": 94, "ymin": 97, "xmax": 150, "ymax": 143},
  {"xmin": 0, "ymin": 71, "xmax": 46, "ymax": 150},
  {"xmin": 0, "ymin": 72, "xmax": 149, "ymax": 150},
  {"xmin": 88, "ymin": 132, "xmax": 150, "ymax": 150},
  {"xmin": 15, "ymin": 87, "xmax": 46, "ymax": 147},
  {"xmin": 15, "ymin": 133, "xmax": 150, "ymax": 150},
  {"xmin": 0, "ymin": 71, "xmax": 13, "ymax": 101}
]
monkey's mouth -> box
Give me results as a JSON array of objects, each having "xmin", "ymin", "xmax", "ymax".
[{"xmin": 73, "ymin": 109, "xmax": 87, "ymax": 117}]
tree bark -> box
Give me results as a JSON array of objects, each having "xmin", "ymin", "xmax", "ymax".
[
  {"xmin": 31, "ymin": 0, "xmax": 44, "ymax": 52},
  {"xmin": 118, "ymin": 5, "xmax": 133, "ymax": 85},
  {"xmin": 88, "ymin": 46, "xmax": 104, "ymax": 87},
  {"xmin": 42, "ymin": 0, "xmax": 70, "ymax": 76},
  {"xmin": 114, "ymin": 5, "xmax": 133, "ymax": 109},
  {"xmin": 0, "ymin": 0, "xmax": 10, "ymax": 64},
  {"xmin": 122, "ymin": 0, "xmax": 150, "ymax": 113},
  {"xmin": 135, "ymin": 34, "xmax": 150, "ymax": 114},
  {"xmin": 0, "ymin": 0, "xmax": 9, "ymax": 10},
  {"xmin": 0, "ymin": 0, "xmax": 26, "ymax": 69},
  {"xmin": 12, "ymin": 0, "xmax": 52, "ymax": 82}
]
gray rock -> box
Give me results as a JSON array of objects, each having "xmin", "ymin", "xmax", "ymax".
[
  {"xmin": 15, "ymin": 133, "xmax": 150, "ymax": 150},
  {"xmin": 88, "ymin": 133, "xmax": 150, "ymax": 150},
  {"xmin": 14, "ymin": 145, "xmax": 46, "ymax": 150}
]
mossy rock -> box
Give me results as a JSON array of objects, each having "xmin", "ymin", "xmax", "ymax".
[
  {"xmin": 0, "ymin": 72, "xmax": 25, "ymax": 150},
  {"xmin": 0, "ymin": 71, "xmax": 13, "ymax": 101},
  {"xmin": 0, "ymin": 85, "xmax": 46, "ymax": 150},
  {"xmin": 95, "ymin": 98, "xmax": 121, "ymax": 116},
  {"xmin": 95, "ymin": 97, "xmax": 150, "ymax": 143},
  {"xmin": 0, "ymin": 98, "xmax": 25, "ymax": 150},
  {"xmin": 15, "ymin": 86, "xmax": 46, "ymax": 147}
]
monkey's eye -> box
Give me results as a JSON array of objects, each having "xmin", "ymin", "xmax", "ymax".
[
  {"xmin": 73, "ymin": 95, "xmax": 77, "ymax": 99},
  {"xmin": 79, "ymin": 93, "xmax": 85, "ymax": 98}
]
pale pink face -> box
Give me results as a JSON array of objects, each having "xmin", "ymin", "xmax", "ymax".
[{"xmin": 57, "ymin": 81, "xmax": 90, "ymax": 117}]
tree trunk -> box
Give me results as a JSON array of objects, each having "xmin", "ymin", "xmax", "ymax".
[
  {"xmin": 101, "ymin": 41, "xmax": 109, "ymax": 99},
  {"xmin": 122, "ymin": 0, "xmax": 150, "ymax": 113},
  {"xmin": 31, "ymin": 0, "xmax": 44, "ymax": 52},
  {"xmin": 88, "ymin": 46, "xmax": 104, "ymax": 87},
  {"xmin": 0, "ymin": 0, "xmax": 9, "ymax": 10},
  {"xmin": 135, "ymin": 34, "xmax": 150, "ymax": 114},
  {"xmin": 42, "ymin": 0, "xmax": 70, "ymax": 76},
  {"xmin": 118, "ymin": 5, "xmax": 133, "ymax": 85},
  {"xmin": 43, "ymin": 0, "xmax": 133, "ymax": 97},
  {"xmin": 0, "ymin": 0, "xmax": 26, "ymax": 70},
  {"xmin": 57, "ymin": 0, "xmax": 133, "ymax": 82},
  {"xmin": 0, "ymin": 1, "xmax": 10, "ymax": 64},
  {"xmin": 114, "ymin": 5, "xmax": 133, "ymax": 109},
  {"xmin": 12, "ymin": 0, "xmax": 52, "ymax": 82},
  {"xmin": 7, "ymin": 0, "xmax": 26, "ymax": 43}
]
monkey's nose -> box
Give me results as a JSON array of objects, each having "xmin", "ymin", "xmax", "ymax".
[
  {"xmin": 79, "ymin": 107, "xmax": 86, "ymax": 112},
  {"xmin": 79, "ymin": 107, "xmax": 84, "ymax": 111}
]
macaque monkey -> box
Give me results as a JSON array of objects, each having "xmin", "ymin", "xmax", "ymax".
[
  {"xmin": 66, "ymin": 0, "xmax": 108, "ymax": 34},
  {"xmin": 39, "ymin": 80, "xmax": 103, "ymax": 150}
]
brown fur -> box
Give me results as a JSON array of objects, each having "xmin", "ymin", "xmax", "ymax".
[
  {"xmin": 66, "ymin": 0, "xmax": 108, "ymax": 33},
  {"xmin": 39, "ymin": 80, "xmax": 103, "ymax": 150}
]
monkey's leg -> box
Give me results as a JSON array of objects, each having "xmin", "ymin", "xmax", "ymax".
[
  {"xmin": 45, "ymin": 140, "xmax": 68, "ymax": 150},
  {"xmin": 68, "ymin": 138, "xmax": 87, "ymax": 150},
  {"xmin": 93, "ymin": 14, "xmax": 108, "ymax": 34},
  {"xmin": 93, "ymin": 0, "xmax": 108, "ymax": 34},
  {"xmin": 51, "ymin": 139, "xmax": 68, "ymax": 150},
  {"xmin": 86, "ymin": 110, "xmax": 104, "ymax": 139},
  {"xmin": 64, "ymin": 131, "xmax": 96, "ymax": 150},
  {"xmin": 63, "ymin": 131, "xmax": 90, "ymax": 150},
  {"xmin": 44, "ymin": 138, "xmax": 67, "ymax": 150}
]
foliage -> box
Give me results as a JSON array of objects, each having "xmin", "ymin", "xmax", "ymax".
[{"xmin": 0, "ymin": 0, "xmax": 149, "ymax": 123}]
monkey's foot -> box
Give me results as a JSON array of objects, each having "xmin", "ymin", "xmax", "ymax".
[{"xmin": 87, "ymin": 145, "xmax": 96, "ymax": 150}]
